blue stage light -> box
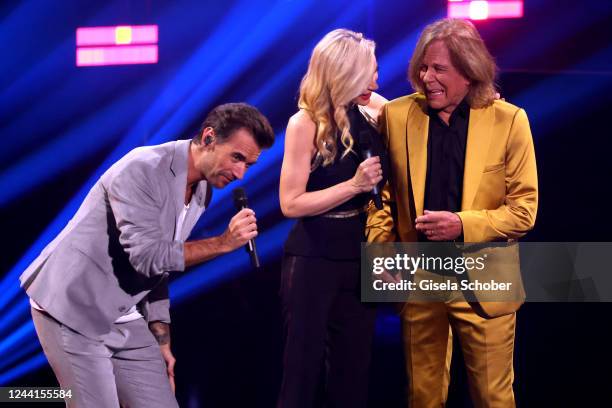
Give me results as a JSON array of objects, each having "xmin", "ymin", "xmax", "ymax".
[{"xmin": 0, "ymin": 353, "xmax": 47, "ymax": 385}]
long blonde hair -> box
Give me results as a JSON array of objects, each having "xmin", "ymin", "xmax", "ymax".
[
  {"xmin": 298, "ymin": 29, "xmax": 376, "ymax": 166},
  {"xmin": 408, "ymin": 18, "xmax": 497, "ymax": 108}
]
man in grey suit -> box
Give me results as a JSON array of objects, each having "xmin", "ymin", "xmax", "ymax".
[{"xmin": 19, "ymin": 102, "xmax": 275, "ymax": 407}]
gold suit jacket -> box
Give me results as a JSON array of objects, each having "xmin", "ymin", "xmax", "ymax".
[{"xmin": 366, "ymin": 93, "xmax": 538, "ymax": 316}]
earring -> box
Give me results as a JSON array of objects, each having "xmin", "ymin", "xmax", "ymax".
[{"xmin": 204, "ymin": 135, "xmax": 213, "ymax": 145}]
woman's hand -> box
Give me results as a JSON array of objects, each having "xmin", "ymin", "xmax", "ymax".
[{"xmin": 350, "ymin": 156, "xmax": 383, "ymax": 193}]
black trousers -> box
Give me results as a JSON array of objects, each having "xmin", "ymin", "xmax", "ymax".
[{"xmin": 277, "ymin": 255, "xmax": 377, "ymax": 408}]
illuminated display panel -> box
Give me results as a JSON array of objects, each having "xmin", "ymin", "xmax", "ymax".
[
  {"xmin": 76, "ymin": 25, "xmax": 158, "ymax": 66},
  {"xmin": 448, "ymin": 0, "xmax": 524, "ymax": 19}
]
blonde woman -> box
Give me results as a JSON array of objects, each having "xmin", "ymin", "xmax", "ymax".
[{"xmin": 278, "ymin": 29, "xmax": 388, "ymax": 407}]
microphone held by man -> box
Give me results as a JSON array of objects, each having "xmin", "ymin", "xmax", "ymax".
[{"xmin": 232, "ymin": 187, "xmax": 260, "ymax": 268}]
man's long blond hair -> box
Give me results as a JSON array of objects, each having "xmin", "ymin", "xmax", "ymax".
[
  {"xmin": 408, "ymin": 18, "xmax": 497, "ymax": 108},
  {"xmin": 298, "ymin": 29, "xmax": 376, "ymax": 166}
]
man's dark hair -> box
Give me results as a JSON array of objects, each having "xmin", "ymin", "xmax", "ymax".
[{"xmin": 193, "ymin": 103, "xmax": 275, "ymax": 148}]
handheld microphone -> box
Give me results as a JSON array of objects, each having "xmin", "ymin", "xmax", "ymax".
[
  {"xmin": 358, "ymin": 130, "xmax": 383, "ymax": 210},
  {"xmin": 232, "ymin": 187, "xmax": 260, "ymax": 268}
]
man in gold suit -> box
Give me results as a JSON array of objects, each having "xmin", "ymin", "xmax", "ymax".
[{"xmin": 367, "ymin": 18, "xmax": 538, "ymax": 407}]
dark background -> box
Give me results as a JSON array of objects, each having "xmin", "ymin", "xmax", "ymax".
[{"xmin": 1, "ymin": 0, "xmax": 612, "ymax": 406}]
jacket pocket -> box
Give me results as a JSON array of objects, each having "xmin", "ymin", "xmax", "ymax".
[{"xmin": 483, "ymin": 162, "xmax": 505, "ymax": 173}]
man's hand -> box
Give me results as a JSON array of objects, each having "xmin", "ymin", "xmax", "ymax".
[
  {"xmin": 159, "ymin": 344, "xmax": 176, "ymax": 394},
  {"xmin": 221, "ymin": 208, "xmax": 258, "ymax": 251},
  {"xmin": 415, "ymin": 210, "xmax": 462, "ymax": 241},
  {"xmin": 149, "ymin": 322, "xmax": 176, "ymax": 394},
  {"xmin": 184, "ymin": 208, "xmax": 258, "ymax": 267}
]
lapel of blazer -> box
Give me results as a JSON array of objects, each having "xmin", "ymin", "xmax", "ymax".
[
  {"xmin": 170, "ymin": 140, "xmax": 189, "ymax": 233},
  {"xmin": 461, "ymin": 105, "xmax": 495, "ymax": 210},
  {"xmin": 183, "ymin": 179, "xmax": 211, "ymax": 239},
  {"xmin": 406, "ymin": 98, "xmax": 430, "ymax": 216}
]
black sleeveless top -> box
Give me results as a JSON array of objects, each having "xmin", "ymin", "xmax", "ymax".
[{"xmin": 284, "ymin": 104, "xmax": 389, "ymax": 260}]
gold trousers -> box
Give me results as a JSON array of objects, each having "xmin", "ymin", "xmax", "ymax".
[{"xmin": 401, "ymin": 301, "xmax": 516, "ymax": 408}]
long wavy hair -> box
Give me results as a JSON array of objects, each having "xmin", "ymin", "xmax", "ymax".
[
  {"xmin": 408, "ymin": 18, "xmax": 497, "ymax": 108},
  {"xmin": 298, "ymin": 29, "xmax": 376, "ymax": 166}
]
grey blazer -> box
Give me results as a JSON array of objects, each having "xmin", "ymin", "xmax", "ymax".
[{"xmin": 20, "ymin": 140, "xmax": 210, "ymax": 339}]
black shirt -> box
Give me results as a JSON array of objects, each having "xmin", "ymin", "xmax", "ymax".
[{"xmin": 424, "ymin": 99, "xmax": 470, "ymax": 215}]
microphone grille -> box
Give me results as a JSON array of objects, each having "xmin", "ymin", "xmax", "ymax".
[
  {"xmin": 232, "ymin": 187, "xmax": 248, "ymax": 208},
  {"xmin": 358, "ymin": 130, "xmax": 371, "ymax": 150}
]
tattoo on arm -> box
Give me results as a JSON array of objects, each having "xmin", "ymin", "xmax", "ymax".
[{"xmin": 149, "ymin": 322, "xmax": 171, "ymax": 346}]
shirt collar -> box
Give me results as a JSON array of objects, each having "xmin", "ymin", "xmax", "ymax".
[{"xmin": 429, "ymin": 98, "xmax": 470, "ymax": 127}]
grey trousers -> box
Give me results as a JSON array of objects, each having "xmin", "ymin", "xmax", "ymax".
[{"xmin": 31, "ymin": 307, "xmax": 179, "ymax": 408}]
